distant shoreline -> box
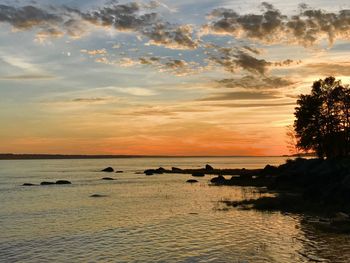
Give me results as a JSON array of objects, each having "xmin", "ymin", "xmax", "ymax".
[{"xmin": 0, "ymin": 154, "xmax": 293, "ymax": 160}]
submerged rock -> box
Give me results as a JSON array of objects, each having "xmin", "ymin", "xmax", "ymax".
[
  {"xmin": 22, "ymin": 183, "xmax": 36, "ymax": 186},
  {"xmin": 186, "ymin": 179, "xmax": 198, "ymax": 183},
  {"xmin": 101, "ymin": 167, "xmax": 114, "ymax": 172},
  {"xmin": 90, "ymin": 194, "xmax": 108, "ymax": 198},
  {"xmin": 102, "ymin": 177, "xmax": 114, "ymax": 180},
  {"xmin": 192, "ymin": 172, "xmax": 205, "ymax": 177},
  {"xmin": 40, "ymin": 181, "xmax": 55, "ymax": 185},
  {"xmin": 115, "ymin": 171, "xmax": 123, "ymax": 173},
  {"xmin": 55, "ymin": 180, "xmax": 71, "ymax": 185}
]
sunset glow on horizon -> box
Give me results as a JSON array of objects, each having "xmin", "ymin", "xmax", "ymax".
[{"xmin": 1, "ymin": 0, "xmax": 350, "ymax": 156}]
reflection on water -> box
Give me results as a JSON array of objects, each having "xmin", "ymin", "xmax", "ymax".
[
  {"xmin": 297, "ymin": 218, "xmax": 350, "ymax": 262},
  {"xmin": 0, "ymin": 157, "xmax": 349, "ymax": 262}
]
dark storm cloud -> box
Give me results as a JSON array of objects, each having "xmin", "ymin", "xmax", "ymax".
[{"xmin": 205, "ymin": 2, "xmax": 350, "ymax": 47}]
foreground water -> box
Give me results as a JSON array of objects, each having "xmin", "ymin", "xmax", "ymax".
[{"xmin": 1, "ymin": 157, "xmax": 350, "ymax": 262}]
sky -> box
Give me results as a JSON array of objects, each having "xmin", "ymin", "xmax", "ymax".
[{"xmin": 1, "ymin": 0, "xmax": 350, "ymax": 156}]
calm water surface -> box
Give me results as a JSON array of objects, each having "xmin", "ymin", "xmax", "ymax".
[{"xmin": 1, "ymin": 157, "xmax": 350, "ymax": 262}]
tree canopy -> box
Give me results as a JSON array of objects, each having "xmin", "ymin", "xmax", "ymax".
[{"xmin": 294, "ymin": 77, "xmax": 350, "ymax": 159}]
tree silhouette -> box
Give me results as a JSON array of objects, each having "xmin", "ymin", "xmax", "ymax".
[
  {"xmin": 294, "ymin": 77, "xmax": 350, "ymax": 159},
  {"xmin": 286, "ymin": 125, "xmax": 300, "ymax": 155}
]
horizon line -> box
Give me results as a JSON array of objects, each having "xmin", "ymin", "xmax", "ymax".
[{"xmin": 0, "ymin": 153, "xmax": 299, "ymax": 160}]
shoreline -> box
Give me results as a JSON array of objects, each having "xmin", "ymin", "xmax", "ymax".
[{"xmin": 143, "ymin": 158, "xmax": 350, "ymax": 233}]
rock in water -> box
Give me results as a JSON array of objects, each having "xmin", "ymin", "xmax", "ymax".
[
  {"xmin": 55, "ymin": 180, "xmax": 71, "ymax": 184},
  {"xmin": 22, "ymin": 183, "xmax": 35, "ymax": 186},
  {"xmin": 144, "ymin": 168, "xmax": 165, "ymax": 175},
  {"xmin": 186, "ymin": 179, "xmax": 198, "ymax": 183},
  {"xmin": 101, "ymin": 167, "xmax": 114, "ymax": 172},
  {"xmin": 157, "ymin": 167, "xmax": 166, "ymax": 173},
  {"xmin": 115, "ymin": 171, "xmax": 123, "ymax": 173},
  {"xmin": 210, "ymin": 175, "xmax": 226, "ymax": 184},
  {"xmin": 90, "ymin": 194, "xmax": 107, "ymax": 198},
  {"xmin": 144, "ymin": 170, "xmax": 154, "ymax": 176},
  {"xmin": 102, "ymin": 177, "xmax": 114, "ymax": 180},
  {"xmin": 40, "ymin": 181, "xmax": 55, "ymax": 185},
  {"xmin": 192, "ymin": 172, "xmax": 205, "ymax": 177},
  {"xmin": 333, "ymin": 212, "xmax": 350, "ymax": 222},
  {"xmin": 171, "ymin": 167, "xmax": 183, "ymax": 173},
  {"xmin": 205, "ymin": 164, "xmax": 214, "ymax": 170}
]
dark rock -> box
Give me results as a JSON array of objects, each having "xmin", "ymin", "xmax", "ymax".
[
  {"xmin": 90, "ymin": 194, "xmax": 108, "ymax": 198},
  {"xmin": 144, "ymin": 170, "xmax": 154, "ymax": 176},
  {"xmin": 22, "ymin": 183, "xmax": 35, "ymax": 186},
  {"xmin": 205, "ymin": 164, "xmax": 214, "ymax": 170},
  {"xmin": 171, "ymin": 167, "xmax": 183, "ymax": 173},
  {"xmin": 101, "ymin": 167, "xmax": 114, "ymax": 172},
  {"xmin": 55, "ymin": 180, "xmax": 71, "ymax": 184},
  {"xmin": 157, "ymin": 167, "xmax": 166, "ymax": 173},
  {"xmin": 144, "ymin": 167, "xmax": 165, "ymax": 175},
  {"xmin": 186, "ymin": 179, "xmax": 198, "ymax": 183},
  {"xmin": 333, "ymin": 212, "xmax": 350, "ymax": 222},
  {"xmin": 261, "ymin": 164, "xmax": 278, "ymax": 175},
  {"xmin": 115, "ymin": 171, "xmax": 123, "ymax": 173},
  {"xmin": 342, "ymin": 174, "xmax": 350, "ymax": 190},
  {"xmin": 210, "ymin": 175, "xmax": 226, "ymax": 184},
  {"xmin": 192, "ymin": 172, "xmax": 205, "ymax": 177},
  {"xmin": 102, "ymin": 177, "xmax": 114, "ymax": 180},
  {"xmin": 40, "ymin": 181, "xmax": 55, "ymax": 185}
]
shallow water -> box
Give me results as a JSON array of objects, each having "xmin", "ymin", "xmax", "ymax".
[{"xmin": 1, "ymin": 157, "xmax": 350, "ymax": 262}]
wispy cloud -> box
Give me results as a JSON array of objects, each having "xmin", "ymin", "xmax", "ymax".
[
  {"xmin": 106, "ymin": 86, "xmax": 157, "ymax": 96},
  {"xmin": 0, "ymin": 74, "xmax": 55, "ymax": 80},
  {"xmin": 199, "ymin": 91, "xmax": 281, "ymax": 101}
]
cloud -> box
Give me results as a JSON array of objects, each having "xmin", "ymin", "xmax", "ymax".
[
  {"xmin": 108, "ymin": 86, "xmax": 157, "ymax": 96},
  {"xmin": 210, "ymin": 101, "xmax": 295, "ymax": 108},
  {"xmin": 199, "ymin": 91, "xmax": 281, "ymax": 101},
  {"xmin": 80, "ymin": 2, "xmax": 198, "ymax": 50},
  {"xmin": 0, "ymin": 74, "xmax": 55, "ymax": 80},
  {"xmin": 0, "ymin": 3, "xmax": 198, "ymax": 49},
  {"xmin": 35, "ymin": 28, "xmax": 64, "ymax": 43},
  {"xmin": 72, "ymin": 97, "xmax": 108, "ymax": 103},
  {"xmin": 93, "ymin": 55, "xmax": 202, "ymax": 76},
  {"xmin": 299, "ymin": 62, "xmax": 350, "ymax": 76},
  {"xmin": 143, "ymin": 24, "xmax": 198, "ymax": 50},
  {"xmin": 0, "ymin": 5, "xmax": 62, "ymax": 30},
  {"xmin": 204, "ymin": 3, "xmax": 350, "ymax": 47},
  {"xmin": 123, "ymin": 105, "xmax": 210, "ymax": 116},
  {"xmin": 80, "ymin": 49, "xmax": 107, "ymax": 55},
  {"xmin": 207, "ymin": 47, "xmax": 297, "ymax": 75},
  {"xmin": 217, "ymin": 75, "xmax": 295, "ymax": 89}
]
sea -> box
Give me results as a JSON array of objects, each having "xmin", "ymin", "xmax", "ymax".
[{"xmin": 1, "ymin": 156, "xmax": 350, "ymax": 263}]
